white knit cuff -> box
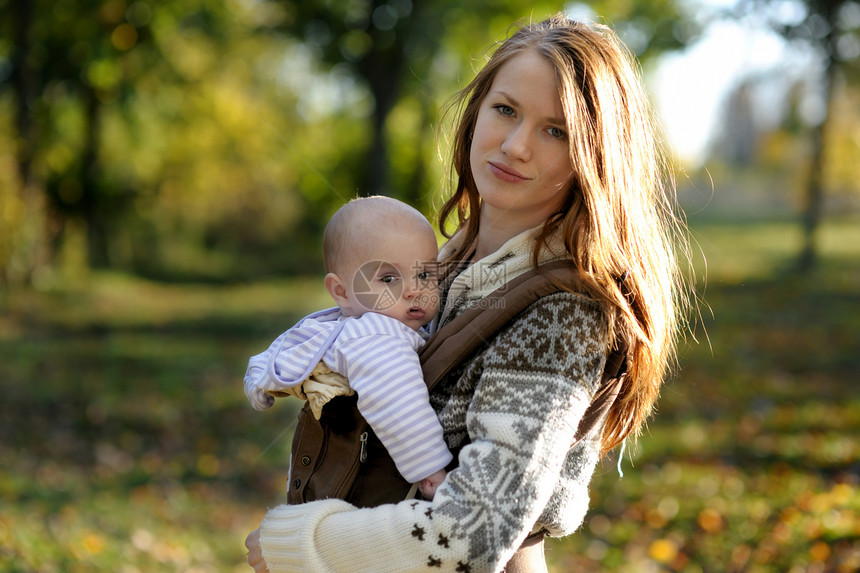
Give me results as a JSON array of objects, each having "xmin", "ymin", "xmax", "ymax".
[{"xmin": 259, "ymin": 499, "xmax": 355, "ymax": 573}]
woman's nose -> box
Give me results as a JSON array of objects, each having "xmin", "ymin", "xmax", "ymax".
[{"xmin": 500, "ymin": 124, "xmax": 532, "ymax": 161}]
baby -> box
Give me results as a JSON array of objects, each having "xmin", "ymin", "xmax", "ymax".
[{"xmin": 244, "ymin": 196, "xmax": 450, "ymax": 499}]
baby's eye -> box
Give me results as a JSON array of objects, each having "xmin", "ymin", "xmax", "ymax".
[
  {"xmin": 379, "ymin": 274, "xmax": 399, "ymax": 284},
  {"xmin": 494, "ymin": 104, "xmax": 515, "ymax": 117},
  {"xmin": 548, "ymin": 126, "xmax": 566, "ymax": 139},
  {"xmin": 417, "ymin": 271, "xmax": 437, "ymax": 282}
]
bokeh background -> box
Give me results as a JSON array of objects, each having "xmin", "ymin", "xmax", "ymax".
[{"xmin": 1, "ymin": 1, "xmax": 858, "ymax": 571}]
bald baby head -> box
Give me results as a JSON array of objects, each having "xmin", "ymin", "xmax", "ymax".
[{"xmin": 323, "ymin": 196, "xmax": 436, "ymax": 275}]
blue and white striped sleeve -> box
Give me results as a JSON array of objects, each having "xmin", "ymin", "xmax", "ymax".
[
  {"xmin": 244, "ymin": 309, "xmax": 344, "ymax": 411},
  {"xmin": 331, "ymin": 318, "xmax": 452, "ymax": 484}
]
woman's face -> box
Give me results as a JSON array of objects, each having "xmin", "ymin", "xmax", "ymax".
[{"xmin": 469, "ymin": 49, "xmax": 574, "ymax": 228}]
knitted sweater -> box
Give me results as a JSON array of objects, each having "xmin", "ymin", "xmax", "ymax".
[{"xmin": 257, "ymin": 227, "xmax": 610, "ymax": 573}]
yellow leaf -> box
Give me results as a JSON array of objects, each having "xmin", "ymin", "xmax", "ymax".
[
  {"xmin": 648, "ymin": 538, "xmax": 678, "ymax": 564},
  {"xmin": 809, "ymin": 541, "xmax": 830, "ymax": 563},
  {"xmin": 698, "ymin": 507, "xmax": 724, "ymax": 533},
  {"xmin": 81, "ymin": 532, "xmax": 105, "ymax": 555}
]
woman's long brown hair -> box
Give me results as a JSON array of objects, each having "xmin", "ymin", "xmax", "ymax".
[{"xmin": 438, "ymin": 15, "xmax": 693, "ymax": 456}]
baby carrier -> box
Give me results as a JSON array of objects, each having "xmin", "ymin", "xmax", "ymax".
[{"xmin": 286, "ymin": 260, "xmax": 630, "ymax": 507}]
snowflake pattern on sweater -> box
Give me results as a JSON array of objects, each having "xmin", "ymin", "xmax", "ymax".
[{"xmin": 428, "ymin": 292, "xmax": 607, "ymax": 566}]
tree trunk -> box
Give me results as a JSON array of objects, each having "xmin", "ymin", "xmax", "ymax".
[
  {"xmin": 6, "ymin": 0, "xmax": 43, "ymax": 286},
  {"xmin": 798, "ymin": 8, "xmax": 841, "ymax": 272},
  {"xmin": 10, "ymin": 1, "xmax": 34, "ymax": 188},
  {"xmin": 358, "ymin": 26, "xmax": 407, "ymax": 197},
  {"xmin": 404, "ymin": 94, "xmax": 433, "ymax": 209},
  {"xmin": 362, "ymin": 79, "xmax": 398, "ymax": 197},
  {"xmin": 79, "ymin": 85, "xmax": 110, "ymax": 268}
]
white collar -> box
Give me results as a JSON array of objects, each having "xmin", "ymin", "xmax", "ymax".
[{"xmin": 437, "ymin": 225, "xmax": 568, "ymax": 326}]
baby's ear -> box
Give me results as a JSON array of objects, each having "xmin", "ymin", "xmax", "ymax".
[{"xmin": 324, "ymin": 273, "xmax": 349, "ymax": 307}]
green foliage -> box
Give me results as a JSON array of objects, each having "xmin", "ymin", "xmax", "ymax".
[
  {"xmin": 0, "ymin": 0, "xmax": 695, "ymax": 283},
  {"xmin": 1, "ymin": 215, "xmax": 858, "ymax": 571}
]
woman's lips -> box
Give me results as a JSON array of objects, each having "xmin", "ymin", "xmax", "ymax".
[{"xmin": 488, "ymin": 161, "xmax": 529, "ymax": 182}]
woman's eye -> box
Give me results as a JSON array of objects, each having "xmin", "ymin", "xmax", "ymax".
[
  {"xmin": 494, "ymin": 104, "xmax": 515, "ymax": 117},
  {"xmin": 548, "ymin": 126, "xmax": 566, "ymax": 139}
]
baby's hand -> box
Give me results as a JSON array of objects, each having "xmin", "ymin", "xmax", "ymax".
[{"xmin": 418, "ymin": 469, "xmax": 447, "ymax": 500}]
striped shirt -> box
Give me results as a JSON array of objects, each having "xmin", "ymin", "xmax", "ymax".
[{"xmin": 244, "ymin": 308, "xmax": 452, "ymax": 483}]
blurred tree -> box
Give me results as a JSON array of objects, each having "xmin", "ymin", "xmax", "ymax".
[
  {"xmin": 1, "ymin": 0, "xmax": 167, "ymax": 278},
  {"xmin": 261, "ymin": 0, "xmax": 515, "ymax": 201},
  {"xmin": 730, "ymin": 0, "xmax": 860, "ymax": 270},
  {"xmin": 0, "ymin": 0, "xmax": 320, "ymax": 281},
  {"xmin": 712, "ymin": 79, "xmax": 762, "ymax": 166},
  {"xmin": 0, "ymin": 0, "xmax": 698, "ymax": 284},
  {"xmin": 3, "ymin": 0, "xmax": 46, "ymax": 285}
]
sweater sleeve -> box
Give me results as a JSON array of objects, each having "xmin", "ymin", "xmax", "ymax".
[
  {"xmin": 257, "ymin": 293, "xmax": 608, "ymax": 573},
  {"xmin": 335, "ymin": 334, "xmax": 453, "ymax": 483}
]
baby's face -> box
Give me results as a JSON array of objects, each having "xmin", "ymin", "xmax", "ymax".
[{"xmin": 339, "ymin": 228, "xmax": 440, "ymax": 330}]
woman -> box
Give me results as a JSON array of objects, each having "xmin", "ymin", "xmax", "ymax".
[{"xmin": 247, "ymin": 14, "xmax": 689, "ymax": 573}]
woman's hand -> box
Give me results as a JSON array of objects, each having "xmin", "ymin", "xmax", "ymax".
[{"xmin": 245, "ymin": 528, "xmax": 269, "ymax": 572}]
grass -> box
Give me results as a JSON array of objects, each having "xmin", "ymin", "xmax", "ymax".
[
  {"xmin": 0, "ymin": 277, "xmax": 331, "ymax": 572},
  {"xmin": 1, "ymin": 215, "xmax": 858, "ymax": 572}
]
